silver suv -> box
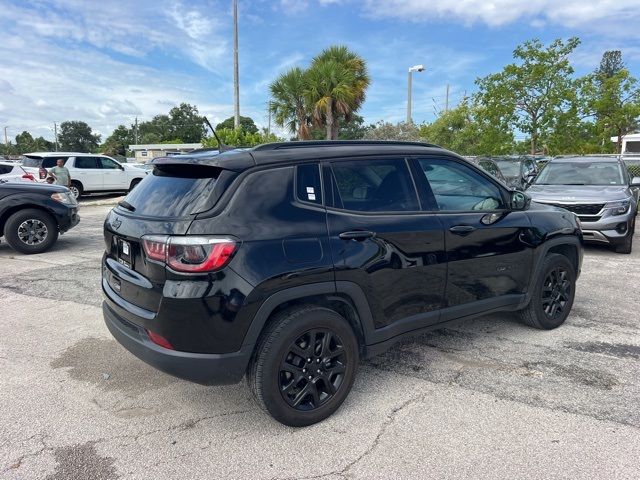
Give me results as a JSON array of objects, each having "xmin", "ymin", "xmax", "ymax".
[{"xmin": 527, "ymin": 156, "xmax": 640, "ymax": 253}]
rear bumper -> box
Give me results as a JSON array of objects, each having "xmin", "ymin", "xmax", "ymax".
[{"xmin": 103, "ymin": 300, "xmax": 252, "ymax": 386}]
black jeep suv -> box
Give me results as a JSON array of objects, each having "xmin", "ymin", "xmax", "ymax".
[{"xmin": 102, "ymin": 141, "xmax": 582, "ymax": 426}]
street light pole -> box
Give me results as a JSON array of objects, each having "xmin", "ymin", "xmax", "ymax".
[
  {"xmin": 233, "ymin": 0, "xmax": 240, "ymax": 130},
  {"xmin": 406, "ymin": 65, "xmax": 425, "ymax": 124}
]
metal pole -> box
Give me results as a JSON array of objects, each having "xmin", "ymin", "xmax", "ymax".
[
  {"xmin": 3, "ymin": 126, "xmax": 7, "ymax": 146},
  {"xmin": 134, "ymin": 117, "xmax": 138, "ymax": 144},
  {"xmin": 233, "ymin": 0, "xmax": 240, "ymax": 130},
  {"xmin": 445, "ymin": 83, "xmax": 450, "ymax": 113},
  {"xmin": 267, "ymin": 103, "xmax": 271, "ymax": 137},
  {"xmin": 54, "ymin": 122, "xmax": 58, "ymax": 151},
  {"xmin": 406, "ymin": 71, "xmax": 412, "ymax": 124}
]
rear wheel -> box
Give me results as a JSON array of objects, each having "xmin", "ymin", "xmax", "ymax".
[
  {"xmin": 248, "ymin": 306, "xmax": 359, "ymax": 427},
  {"xmin": 519, "ymin": 253, "xmax": 575, "ymax": 330},
  {"xmin": 4, "ymin": 209, "xmax": 59, "ymax": 254},
  {"xmin": 69, "ymin": 181, "xmax": 83, "ymax": 199}
]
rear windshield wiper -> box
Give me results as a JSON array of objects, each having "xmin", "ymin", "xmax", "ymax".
[{"xmin": 118, "ymin": 200, "xmax": 136, "ymax": 211}]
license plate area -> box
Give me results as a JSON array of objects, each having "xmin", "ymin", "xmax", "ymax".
[{"xmin": 118, "ymin": 238, "xmax": 133, "ymax": 269}]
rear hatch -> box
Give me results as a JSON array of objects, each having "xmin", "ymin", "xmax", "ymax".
[{"xmin": 103, "ymin": 163, "xmax": 235, "ymax": 314}]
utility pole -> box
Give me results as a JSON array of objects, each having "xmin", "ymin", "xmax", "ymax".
[
  {"xmin": 134, "ymin": 117, "xmax": 138, "ymax": 144},
  {"xmin": 267, "ymin": 102, "xmax": 271, "ymax": 137},
  {"xmin": 406, "ymin": 65, "xmax": 425, "ymax": 124},
  {"xmin": 3, "ymin": 126, "xmax": 7, "ymax": 146},
  {"xmin": 54, "ymin": 122, "xmax": 58, "ymax": 151},
  {"xmin": 445, "ymin": 83, "xmax": 450, "ymax": 113},
  {"xmin": 233, "ymin": 0, "xmax": 240, "ymax": 130}
]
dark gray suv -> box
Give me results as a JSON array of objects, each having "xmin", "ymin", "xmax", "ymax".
[{"xmin": 527, "ymin": 156, "xmax": 640, "ymax": 253}]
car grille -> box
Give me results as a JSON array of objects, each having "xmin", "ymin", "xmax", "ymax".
[{"xmin": 546, "ymin": 203, "xmax": 604, "ymax": 215}]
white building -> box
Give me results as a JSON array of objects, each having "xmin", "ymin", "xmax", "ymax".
[
  {"xmin": 611, "ymin": 133, "xmax": 640, "ymax": 154},
  {"xmin": 128, "ymin": 143, "xmax": 202, "ymax": 162}
]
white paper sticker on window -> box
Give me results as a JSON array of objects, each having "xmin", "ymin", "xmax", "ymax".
[
  {"xmin": 308, "ymin": 193, "xmax": 316, "ymax": 201},
  {"xmin": 306, "ymin": 187, "xmax": 315, "ymax": 194}
]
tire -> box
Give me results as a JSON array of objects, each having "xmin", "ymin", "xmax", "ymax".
[
  {"xmin": 69, "ymin": 181, "xmax": 83, "ymax": 199},
  {"xmin": 614, "ymin": 219, "xmax": 634, "ymax": 254},
  {"xmin": 247, "ymin": 306, "xmax": 359, "ymax": 427},
  {"xmin": 4, "ymin": 208, "xmax": 59, "ymax": 254},
  {"xmin": 129, "ymin": 178, "xmax": 142, "ymax": 192},
  {"xmin": 519, "ymin": 253, "xmax": 576, "ymax": 330}
]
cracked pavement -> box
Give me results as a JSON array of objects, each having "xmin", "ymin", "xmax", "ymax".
[{"xmin": 1, "ymin": 204, "xmax": 639, "ymax": 479}]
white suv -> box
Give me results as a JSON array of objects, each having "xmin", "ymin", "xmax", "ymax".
[{"xmin": 21, "ymin": 152, "xmax": 147, "ymax": 198}]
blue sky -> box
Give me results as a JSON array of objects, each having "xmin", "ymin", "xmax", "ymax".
[{"xmin": 1, "ymin": 0, "xmax": 639, "ymax": 142}]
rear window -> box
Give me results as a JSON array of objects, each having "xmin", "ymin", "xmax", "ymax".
[
  {"xmin": 121, "ymin": 165, "xmax": 220, "ymax": 217},
  {"xmin": 21, "ymin": 156, "xmax": 68, "ymax": 168},
  {"xmin": 20, "ymin": 155, "xmax": 43, "ymax": 168}
]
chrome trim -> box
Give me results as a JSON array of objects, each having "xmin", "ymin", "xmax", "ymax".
[{"xmin": 580, "ymin": 230, "xmax": 610, "ymax": 244}]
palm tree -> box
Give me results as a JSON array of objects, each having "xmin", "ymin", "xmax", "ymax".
[
  {"xmin": 305, "ymin": 59, "xmax": 357, "ymax": 140},
  {"xmin": 309, "ymin": 46, "xmax": 370, "ymax": 139},
  {"xmin": 269, "ymin": 67, "xmax": 311, "ymax": 140}
]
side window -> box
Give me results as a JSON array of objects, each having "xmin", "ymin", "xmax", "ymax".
[
  {"xmin": 296, "ymin": 164, "xmax": 322, "ymax": 204},
  {"xmin": 418, "ymin": 158, "xmax": 505, "ymax": 212},
  {"xmin": 524, "ymin": 159, "xmax": 536, "ymax": 175},
  {"xmin": 0, "ymin": 165, "xmax": 13, "ymax": 174},
  {"xmin": 42, "ymin": 157, "xmax": 68, "ymax": 169},
  {"xmin": 331, "ymin": 158, "xmax": 419, "ymax": 212},
  {"xmin": 75, "ymin": 157, "xmax": 99, "ymax": 169},
  {"xmin": 99, "ymin": 157, "xmax": 120, "ymax": 169}
]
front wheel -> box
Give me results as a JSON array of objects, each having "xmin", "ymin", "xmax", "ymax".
[
  {"xmin": 4, "ymin": 209, "xmax": 59, "ymax": 254},
  {"xmin": 248, "ymin": 306, "xmax": 359, "ymax": 427},
  {"xmin": 519, "ymin": 253, "xmax": 576, "ymax": 329}
]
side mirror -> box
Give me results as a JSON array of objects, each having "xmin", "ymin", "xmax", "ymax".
[
  {"xmin": 510, "ymin": 190, "xmax": 531, "ymax": 211},
  {"xmin": 631, "ymin": 176, "xmax": 640, "ymax": 187}
]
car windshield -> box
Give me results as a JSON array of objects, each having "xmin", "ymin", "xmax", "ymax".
[
  {"xmin": 534, "ymin": 161, "xmax": 624, "ymax": 186},
  {"xmin": 494, "ymin": 160, "xmax": 521, "ymax": 177}
]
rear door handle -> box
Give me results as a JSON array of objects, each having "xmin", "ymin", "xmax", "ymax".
[
  {"xmin": 449, "ymin": 225, "xmax": 476, "ymax": 235},
  {"xmin": 339, "ymin": 230, "xmax": 376, "ymax": 241}
]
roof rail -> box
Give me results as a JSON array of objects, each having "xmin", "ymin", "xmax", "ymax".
[{"xmin": 252, "ymin": 140, "xmax": 441, "ymax": 151}]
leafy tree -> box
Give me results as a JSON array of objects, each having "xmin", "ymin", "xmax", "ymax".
[
  {"xmin": 216, "ymin": 116, "xmax": 258, "ymax": 134},
  {"xmin": 363, "ymin": 121, "xmax": 421, "ymax": 141},
  {"xmin": 202, "ymin": 128, "xmax": 282, "ymax": 148},
  {"xmin": 581, "ymin": 68, "xmax": 640, "ymax": 153},
  {"xmin": 269, "ymin": 67, "xmax": 311, "ymax": 140},
  {"xmin": 167, "ymin": 103, "xmax": 205, "ymax": 142},
  {"xmin": 419, "ymin": 100, "xmax": 514, "ymax": 155},
  {"xmin": 476, "ymin": 38, "xmax": 581, "ymax": 154},
  {"xmin": 597, "ymin": 50, "xmax": 624, "ymax": 79},
  {"xmin": 308, "ymin": 114, "xmax": 370, "ymax": 140},
  {"xmin": 307, "ymin": 46, "xmax": 370, "ymax": 140},
  {"xmin": 58, "ymin": 121, "xmax": 101, "ymax": 152},
  {"xmin": 15, "ymin": 131, "xmax": 35, "ymax": 152},
  {"xmin": 101, "ymin": 124, "xmax": 134, "ymax": 156}
]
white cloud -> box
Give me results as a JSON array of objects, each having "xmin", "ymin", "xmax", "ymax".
[{"xmin": 363, "ymin": 0, "xmax": 640, "ymax": 29}]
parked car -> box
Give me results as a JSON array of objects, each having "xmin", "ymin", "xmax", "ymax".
[
  {"xmin": 527, "ymin": 156, "xmax": 639, "ymax": 253},
  {"xmin": 492, "ymin": 156, "xmax": 539, "ymax": 189},
  {"xmin": 0, "ymin": 161, "xmax": 36, "ymax": 183},
  {"xmin": 467, "ymin": 157, "xmax": 508, "ymax": 184},
  {"xmin": 21, "ymin": 152, "xmax": 147, "ymax": 198},
  {"xmin": 102, "ymin": 141, "xmax": 582, "ymax": 426},
  {"xmin": 0, "ymin": 179, "xmax": 79, "ymax": 253}
]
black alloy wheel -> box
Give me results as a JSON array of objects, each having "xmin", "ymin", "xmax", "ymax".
[
  {"xmin": 279, "ymin": 329, "xmax": 347, "ymax": 411},
  {"xmin": 541, "ymin": 266, "xmax": 571, "ymax": 321}
]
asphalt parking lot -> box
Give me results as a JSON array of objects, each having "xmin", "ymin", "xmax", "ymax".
[{"xmin": 1, "ymin": 204, "xmax": 639, "ymax": 479}]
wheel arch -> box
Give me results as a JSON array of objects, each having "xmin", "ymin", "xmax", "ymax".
[
  {"xmin": 0, "ymin": 204, "xmax": 57, "ymax": 235},
  {"xmin": 242, "ymin": 282, "xmax": 376, "ymax": 358}
]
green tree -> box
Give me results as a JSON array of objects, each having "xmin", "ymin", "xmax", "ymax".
[
  {"xmin": 167, "ymin": 103, "xmax": 205, "ymax": 142},
  {"xmin": 363, "ymin": 121, "xmax": 421, "ymax": 141},
  {"xmin": 202, "ymin": 128, "xmax": 282, "ymax": 148},
  {"xmin": 419, "ymin": 100, "xmax": 514, "ymax": 155},
  {"xmin": 476, "ymin": 38, "xmax": 581, "ymax": 154},
  {"xmin": 596, "ymin": 50, "xmax": 624, "ymax": 79},
  {"xmin": 216, "ymin": 116, "xmax": 258, "ymax": 134},
  {"xmin": 58, "ymin": 121, "xmax": 101, "ymax": 152},
  {"xmin": 269, "ymin": 67, "xmax": 311, "ymax": 140},
  {"xmin": 15, "ymin": 131, "xmax": 35, "ymax": 153},
  {"xmin": 307, "ymin": 46, "xmax": 370, "ymax": 140},
  {"xmin": 101, "ymin": 125, "xmax": 134, "ymax": 156},
  {"xmin": 582, "ymin": 68, "xmax": 640, "ymax": 153}
]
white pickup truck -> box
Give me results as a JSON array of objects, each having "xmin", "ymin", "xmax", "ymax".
[{"xmin": 21, "ymin": 152, "xmax": 148, "ymax": 198}]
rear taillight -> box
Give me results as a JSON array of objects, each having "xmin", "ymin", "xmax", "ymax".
[
  {"xmin": 22, "ymin": 174, "xmax": 35, "ymax": 181},
  {"xmin": 141, "ymin": 235, "xmax": 237, "ymax": 273}
]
